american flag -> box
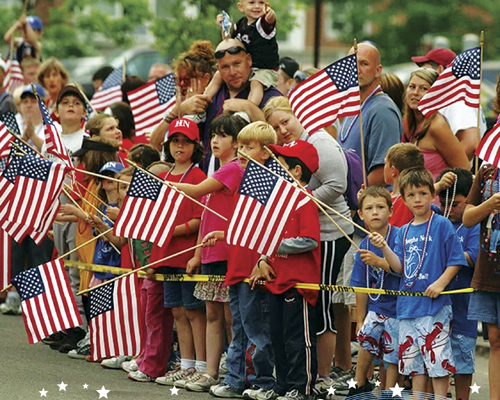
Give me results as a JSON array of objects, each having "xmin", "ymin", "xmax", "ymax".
[
  {"xmin": 3, "ymin": 154, "xmax": 67, "ymax": 234},
  {"xmin": 114, "ymin": 168, "xmax": 183, "ymax": 246},
  {"xmin": 226, "ymin": 160, "xmax": 310, "ymax": 256},
  {"xmin": 0, "ymin": 111, "xmax": 21, "ymax": 136},
  {"xmin": 0, "ymin": 229, "xmax": 10, "ymax": 291},
  {"xmin": 289, "ymin": 54, "xmax": 360, "ymax": 134},
  {"xmin": 2, "ymin": 59, "xmax": 24, "ymax": 94},
  {"xmin": 0, "ymin": 121, "xmax": 12, "ymax": 159},
  {"xmin": 418, "ymin": 47, "xmax": 481, "ymax": 117},
  {"xmin": 475, "ymin": 122, "xmax": 500, "ymax": 167},
  {"xmin": 90, "ymin": 66, "xmax": 123, "ymax": 111},
  {"xmin": 89, "ymin": 274, "xmax": 143, "ymax": 361},
  {"xmin": 127, "ymin": 73, "xmax": 176, "ymax": 136},
  {"xmin": 11, "ymin": 259, "xmax": 83, "ymax": 344},
  {"xmin": 38, "ymin": 95, "xmax": 73, "ymax": 168}
]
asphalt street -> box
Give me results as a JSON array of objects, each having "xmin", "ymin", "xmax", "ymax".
[{"xmin": 0, "ymin": 312, "xmax": 491, "ymax": 400}]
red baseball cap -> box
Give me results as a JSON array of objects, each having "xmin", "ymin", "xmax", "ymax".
[
  {"xmin": 411, "ymin": 48, "xmax": 456, "ymax": 68},
  {"xmin": 168, "ymin": 117, "xmax": 200, "ymax": 141},
  {"xmin": 268, "ymin": 140, "xmax": 319, "ymax": 174}
]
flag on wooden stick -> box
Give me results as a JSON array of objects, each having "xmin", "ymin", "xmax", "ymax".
[
  {"xmin": 11, "ymin": 259, "xmax": 83, "ymax": 344},
  {"xmin": 90, "ymin": 66, "xmax": 123, "ymax": 111},
  {"xmin": 3, "ymin": 59, "xmax": 24, "ymax": 95},
  {"xmin": 475, "ymin": 122, "xmax": 500, "ymax": 167}
]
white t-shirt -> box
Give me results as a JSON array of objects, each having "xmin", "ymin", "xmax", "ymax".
[
  {"xmin": 15, "ymin": 113, "xmax": 44, "ymax": 145},
  {"xmin": 440, "ymin": 101, "xmax": 487, "ymax": 138}
]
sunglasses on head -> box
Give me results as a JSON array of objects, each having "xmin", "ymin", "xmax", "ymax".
[{"xmin": 215, "ymin": 46, "xmax": 247, "ymax": 60}]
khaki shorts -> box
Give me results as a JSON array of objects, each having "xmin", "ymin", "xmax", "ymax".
[{"xmin": 249, "ymin": 68, "xmax": 278, "ymax": 89}]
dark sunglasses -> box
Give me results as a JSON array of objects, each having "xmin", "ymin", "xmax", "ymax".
[{"xmin": 215, "ymin": 46, "xmax": 247, "ymax": 60}]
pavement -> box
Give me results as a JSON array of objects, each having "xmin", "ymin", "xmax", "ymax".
[{"xmin": 0, "ymin": 312, "xmax": 492, "ymax": 400}]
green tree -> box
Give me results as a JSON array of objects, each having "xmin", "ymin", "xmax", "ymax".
[
  {"xmin": 318, "ymin": 0, "xmax": 500, "ymax": 65},
  {"xmin": 150, "ymin": 0, "xmax": 299, "ymax": 58}
]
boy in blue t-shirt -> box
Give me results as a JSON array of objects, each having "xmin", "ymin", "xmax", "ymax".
[
  {"xmin": 370, "ymin": 167, "xmax": 467, "ymax": 398},
  {"xmin": 349, "ymin": 186, "xmax": 400, "ymax": 396},
  {"xmin": 437, "ymin": 168, "xmax": 480, "ymax": 400}
]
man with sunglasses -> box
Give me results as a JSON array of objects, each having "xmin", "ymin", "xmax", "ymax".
[{"xmin": 201, "ymin": 38, "xmax": 281, "ymax": 175}]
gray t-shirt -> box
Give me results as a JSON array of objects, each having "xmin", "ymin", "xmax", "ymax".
[{"xmin": 300, "ymin": 129, "xmax": 354, "ymax": 241}]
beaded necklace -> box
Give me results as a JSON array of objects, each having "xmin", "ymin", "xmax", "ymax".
[
  {"xmin": 164, "ymin": 163, "xmax": 195, "ymax": 182},
  {"xmin": 339, "ymin": 85, "xmax": 382, "ymax": 143},
  {"xmin": 443, "ymin": 178, "xmax": 457, "ymax": 218},
  {"xmin": 402, "ymin": 211, "xmax": 434, "ymax": 288},
  {"xmin": 366, "ymin": 225, "xmax": 392, "ymax": 301}
]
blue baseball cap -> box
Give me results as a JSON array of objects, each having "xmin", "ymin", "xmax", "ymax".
[
  {"xmin": 21, "ymin": 83, "xmax": 46, "ymax": 99},
  {"xmin": 99, "ymin": 161, "xmax": 125, "ymax": 176},
  {"xmin": 26, "ymin": 16, "xmax": 43, "ymax": 31}
]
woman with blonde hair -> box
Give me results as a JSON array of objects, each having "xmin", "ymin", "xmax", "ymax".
[
  {"xmin": 403, "ymin": 68, "xmax": 469, "ymax": 179},
  {"xmin": 37, "ymin": 57, "xmax": 69, "ymax": 114}
]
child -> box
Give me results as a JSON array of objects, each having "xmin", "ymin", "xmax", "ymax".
[
  {"xmin": 205, "ymin": 0, "xmax": 279, "ymax": 106},
  {"xmin": 436, "ymin": 168, "xmax": 479, "ymax": 400},
  {"xmin": 141, "ymin": 118, "xmax": 207, "ymax": 385},
  {"xmin": 248, "ymin": 139, "xmax": 321, "ymax": 400},
  {"xmin": 463, "ymin": 163, "xmax": 500, "ymax": 400},
  {"xmin": 203, "ymin": 121, "xmax": 277, "ymax": 399},
  {"xmin": 369, "ymin": 167, "xmax": 467, "ymax": 398},
  {"xmin": 4, "ymin": 14, "xmax": 43, "ymax": 61},
  {"xmin": 383, "ymin": 143, "xmax": 453, "ymax": 227},
  {"xmin": 166, "ymin": 113, "xmax": 248, "ymax": 392},
  {"xmin": 349, "ymin": 186, "xmax": 400, "ymax": 395}
]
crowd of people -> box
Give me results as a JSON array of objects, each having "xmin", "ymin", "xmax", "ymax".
[{"xmin": 1, "ymin": 2, "xmax": 500, "ymax": 400}]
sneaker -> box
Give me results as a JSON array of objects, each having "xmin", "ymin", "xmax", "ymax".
[
  {"xmin": 53, "ymin": 327, "xmax": 86, "ymax": 353},
  {"xmin": 256, "ymin": 389, "xmax": 279, "ymax": 400},
  {"xmin": 185, "ymin": 373, "xmax": 220, "ymax": 392},
  {"xmin": 243, "ymin": 386, "xmax": 266, "ymax": 399},
  {"xmin": 333, "ymin": 376, "xmax": 359, "ymax": 396},
  {"xmin": 329, "ymin": 366, "xmax": 347, "ymax": 380},
  {"xmin": 347, "ymin": 380, "xmax": 374, "ymax": 397},
  {"xmin": 0, "ymin": 302, "xmax": 21, "ymax": 315},
  {"xmin": 42, "ymin": 331, "xmax": 66, "ymax": 345},
  {"xmin": 332, "ymin": 365, "xmax": 356, "ymax": 386},
  {"xmin": 211, "ymin": 384, "xmax": 243, "ymax": 398},
  {"xmin": 101, "ymin": 356, "xmax": 133, "ymax": 369},
  {"xmin": 68, "ymin": 343, "xmax": 91, "ymax": 359},
  {"xmin": 184, "ymin": 113, "xmax": 207, "ymax": 124},
  {"xmin": 277, "ymin": 389, "xmax": 308, "ymax": 400},
  {"xmin": 175, "ymin": 369, "xmax": 202, "ymax": 388},
  {"xmin": 128, "ymin": 370, "xmax": 154, "ymax": 382},
  {"xmin": 219, "ymin": 353, "xmax": 229, "ymax": 376},
  {"xmin": 313, "ymin": 376, "xmax": 334, "ymax": 395},
  {"xmin": 156, "ymin": 367, "xmax": 195, "ymax": 386},
  {"xmin": 121, "ymin": 360, "xmax": 138, "ymax": 373}
]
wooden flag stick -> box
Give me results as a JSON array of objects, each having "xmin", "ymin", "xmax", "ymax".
[
  {"xmin": 8, "ymin": 128, "xmax": 44, "ymax": 158},
  {"xmin": 126, "ymin": 159, "xmax": 228, "ymax": 222},
  {"xmin": 73, "ymin": 180, "xmax": 109, "ymax": 208},
  {"xmin": 64, "ymin": 184, "xmax": 114, "ymax": 225},
  {"xmin": 77, "ymin": 243, "xmax": 204, "ymax": 295},
  {"xmin": 239, "ymin": 150, "xmax": 371, "ymax": 236},
  {"xmin": 58, "ymin": 228, "xmax": 113, "ymax": 261},
  {"xmin": 122, "ymin": 59, "xmax": 127, "ymax": 82},
  {"xmin": 72, "ymin": 81, "xmax": 97, "ymax": 115},
  {"xmin": 264, "ymin": 147, "xmax": 360, "ymax": 251},
  {"xmin": 61, "ymin": 187, "xmax": 121, "ymax": 254},
  {"xmin": 22, "ymin": 0, "xmax": 29, "ymax": 15},
  {"xmin": 475, "ymin": 31, "xmax": 485, "ymax": 175},
  {"xmin": 9, "ymin": 37, "xmax": 15, "ymax": 61},
  {"xmin": 74, "ymin": 168, "xmax": 130, "ymax": 185},
  {"xmin": 354, "ymin": 38, "xmax": 368, "ymax": 188}
]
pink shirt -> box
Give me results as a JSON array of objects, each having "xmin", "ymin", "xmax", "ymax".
[{"xmin": 201, "ymin": 160, "xmax": 245, "ymax": 264}]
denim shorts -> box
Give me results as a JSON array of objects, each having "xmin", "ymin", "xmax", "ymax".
[
  {"xmin": 201, "ymin": 261, "xmax": 228, "ymax": 276},
  {"xmin": 450, "ymin": 333, "xmax": 476, "ymax": 374},
  {"xmin": 399, "ymin": 306, "xmax": 455, "ymax": 377},
  {"xmin": 468, "ymin": 290, "xmax": 500, "ymax": 327},
  {"xmin": 161, "ymin": 267, "xmax": 204, "ymax": 309}
]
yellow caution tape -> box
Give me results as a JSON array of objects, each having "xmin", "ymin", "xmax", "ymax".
[{"xmin": 63, "ymin": 260, "xmax": 475, "ymax": 297}]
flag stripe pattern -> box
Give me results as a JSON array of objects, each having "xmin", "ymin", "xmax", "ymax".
[
  {"xmin": 38, "ymin": 96, "xmax": 73, "ymax": 168},
  {"xmin": 11, "ymin": 259, "xmax": 82, "ymax": 344},
  {"xmin": 289, "ymin": 54, "xmax": 360, "ymax": 134},
  {"xmin": 90, "ymin": 67, "xmax": 123, "ymax": 111},
  {"xmin": 127, "ymin": 73, "xmax": 176, "ymax": 136},
  {"xmin": 418, "ymin": 47, "xmax": 481, "ymax": 117},
  {"xmin": 4, "ymin": 154, "xmax": 67, "ymax": 233},
  {"xmin": 3, "ymin": 59, "xmax": 24, "ymax": 94},
  {"xmin": 0, "ymin": 121, "xmax": 12, "ymax": 159},
  {"xmin": 114, "ymin": 168, "xmax": 183, "ymax": 247},
  {"xmin": 226, "ymin": 160, "xmax": 309, "ymax": 256},
  {"xmin": 0, "ymin": 229, "xmax": 11, "ymax": 291},
  {"xmin": 89, "ymin": 274, "xmax": 142, "ymax": 361},
  {"xmin": 475, "ymin": 122, "xmax": 500, "ymax": 167}
]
